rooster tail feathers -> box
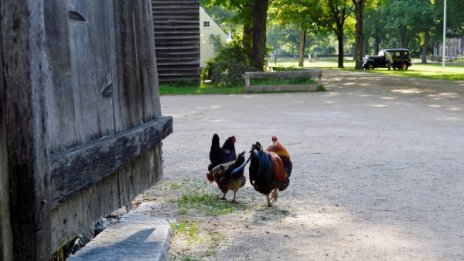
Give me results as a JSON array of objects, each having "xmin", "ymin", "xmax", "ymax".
[
  {"xmin": 258, "ymin": 150, "xmax": 274, "ymax": 174},
  {"xmin": 270, "ymin": 152, "xmax": 288, "ymax": 182},
  {"xmin": 284, "ymin": 159, "xmax": 292, "ymax": 178}
]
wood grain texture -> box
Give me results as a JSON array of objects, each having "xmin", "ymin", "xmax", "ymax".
[
  {"xmin": 44, "ymin": 0, "xmax": 78, "ymax": 153},
  {"xmin": 50, "ymin": 116, "xmax": 173, "ymax": 210},
  {"xmin": 2, "ymin": 0, "xmax": 171, "ymax": 257},
  {"xmin": 1, "ymin": 0, "xmax": 51, "ymax": 259},
  {"xmin": 112, "ymin": 0, "xmax": 144, "ymax": 129},
  {"xmin": 0, "ymin": 20, "xmax": 13, "ymax": 260},
  {"xmin": 51, "ymin": 143, "xmax": 163, "ymax": 254},
  {"xmin": 68, "ymin": 0, "xmax": 115, "ymax": 143}
]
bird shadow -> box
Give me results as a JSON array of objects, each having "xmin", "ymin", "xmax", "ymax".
[{"xmin": 251, "ymin": 205, "xmax": 296, "ymax": 226}]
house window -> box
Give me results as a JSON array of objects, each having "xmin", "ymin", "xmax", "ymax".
[{"xmin": 203, "ymin": 21, "xmax": 210, "ymax": 27}]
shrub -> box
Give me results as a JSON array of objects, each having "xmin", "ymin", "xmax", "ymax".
[{"xmin": 205, "ymin": 41, "xmax": 255, "ymax": 87}]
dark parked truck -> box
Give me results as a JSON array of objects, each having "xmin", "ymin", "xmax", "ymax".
[{"xmin": 363, "ymin": 48, "xmax": 412, "ymax": 70}]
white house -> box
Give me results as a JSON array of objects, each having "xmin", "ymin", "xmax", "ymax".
[
  {"xmin": 434, "ymin": 37, "xmax": 463, "ymax": 58},
  {"xmin": 199, "ymin": 7, "xmax": 228, "ymax": 67}
]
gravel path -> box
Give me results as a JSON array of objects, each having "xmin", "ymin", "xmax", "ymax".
[{"xmin": 144, "ymin": 70, "xmax": 464, "ymax": 260}]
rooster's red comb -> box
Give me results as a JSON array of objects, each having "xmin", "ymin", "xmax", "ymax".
[{"xmin": 272, "ymin": 136, "xmax": 278, "ymax": 142}]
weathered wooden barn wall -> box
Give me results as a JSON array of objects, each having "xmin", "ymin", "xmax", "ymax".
[
  {"xmin": 1, "ymin": 0, "xmax": 172, "ymax": 259},
  {"xmin": 0, "ymin": 29, "xmax": 13, "ymax": 261},
  {"xmin": 152, "ymin": 0, "xmax": 200, "ymax": 83}
]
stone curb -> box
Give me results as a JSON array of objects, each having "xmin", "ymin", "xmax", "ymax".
[{"xmin": 68, "ymin": 203, "xmax": 170, "ymax": 261}]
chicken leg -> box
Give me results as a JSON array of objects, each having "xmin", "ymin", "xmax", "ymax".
[
  {"xmin": 270, "ymin": 189, "xmax": 278, "ymax": 204},
  {"xmin": 231, "ymin": 191, "xmax": 237, "ymax": 203},
  {"xmin": 266, "ymin": 194, "xmax": 272, "ymax": 207}
]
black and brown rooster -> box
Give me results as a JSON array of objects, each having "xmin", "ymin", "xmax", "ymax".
[
  {"xmin": 249, "ymin": 137, "xmax": 292, "ymax": 207},
  {"xmin": 208, "ymin": 151, "xmax": 248, "ymax": 202}
]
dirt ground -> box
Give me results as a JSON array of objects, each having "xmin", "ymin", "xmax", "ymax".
[{"xmin": 136, "ymin": 70, "xmax": 464, "ymax": 260}]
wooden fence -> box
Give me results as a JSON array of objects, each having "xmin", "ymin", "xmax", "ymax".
[
  {"xmin": 0, "ymin": 0, "xmax": 172, "ymax": 260},
  {"xmin": 243, "ymin": 70, "xmax": 323, "ymax": 92}
]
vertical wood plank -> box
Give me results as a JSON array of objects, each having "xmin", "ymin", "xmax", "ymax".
[
  {"xmin": 0, "ymin": 20, "xmax": 13, "ymax": 260},
  {"xmin": 112, "ymin": 0, "xmax": 144, "ymax": 130},
  {"xmin": 67, "ymin": 0, "xmax": 99, "ymax": 143},
  {"xmin": 108, "ymin": 0, "xmax": 128, "ymax": 132},
  {"xmin": 43, "ymin": 0, "xmax": 78, "ymax": 154},
  {"xmin": 1, "ymin": 0, "xmax": 51, "ymax": 259},
  {"xmin": 84, "ymin": 0, "xmax": 115, "ymax": 137},
  {"xmin": 136, "ymin": 0, "xmax": 161, "ymax": 120},
  {"xmin": 67, "ymin": 0, "xmax": 115, "ymax": 143}
]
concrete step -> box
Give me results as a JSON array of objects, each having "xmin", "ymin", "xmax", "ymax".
[{"xmin": 68, "ymin": 203, "xmax": 170, "ymax": 261}]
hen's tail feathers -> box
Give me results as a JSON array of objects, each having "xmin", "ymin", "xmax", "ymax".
[{"xmin": 229, "ymin": 157, "xmax": 250, "ymax": 177}]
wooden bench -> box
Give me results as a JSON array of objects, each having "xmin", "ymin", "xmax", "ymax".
[{"xmin": 243, "ymin": 70, "xmax": 323, "ymax": 92}]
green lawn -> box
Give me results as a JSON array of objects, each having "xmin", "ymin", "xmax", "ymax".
[
  {"xmin": 366, "ymin": 63, "xmax": 464, "ymax": 81},
  {"xmin": 160, "ymin": 58, "xmax": 464, "ymax": 95},
  {"xmin": 272, "ymin": 57, "xmax": 464, "ymax": 81}
]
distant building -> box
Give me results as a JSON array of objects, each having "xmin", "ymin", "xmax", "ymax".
[
  {"xmin": 152, "ymin": 0, "xmax": 200, "ymax": 83},
  {"xmin": 199, "ymin": 7, "xmax": 228, "ymax": 67},
  {"xmin": 434, "ymin": 37, "xmax": 463, "ymax": 58}
]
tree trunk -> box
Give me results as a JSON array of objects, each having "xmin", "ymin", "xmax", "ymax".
[
  {"xmin": 374, "ymin": 27, "xmax": 381, "ymax": 54},
  {"xmin": 252, "ymin": 0, "xmax": 269, "ymax": 71},
  {"xmin": 421, "ymin": 29, "xmax": 430, "ymax": 64},
  {"xmin": 353, "ymin": 0, "xmax": 365, "ymax": 69},
  {"xmin": 298, "ymin": 29, "xmax": 307, "ymax": 67},
  {"xmin": 337, "ymin": 29, "xmax": 344, "ymax": 68},
  {"xmin": 363, "ymin": 32, "xmax": 370, "ymax": 55},
  {"xmin": 243, "ymin": 19, "xmax": 253, "ymax": 60},
  {"xmin": 400, "ymin": 29, "xmax": 410, "ymax": 48}
]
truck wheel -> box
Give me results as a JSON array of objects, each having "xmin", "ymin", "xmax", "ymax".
[
  {"xmin": 400, "ymin": 63, "xmax": 409, "ymax": 70},
  {"xmin": 367, "ymin": 63, "xmax": 374, "ymax": 70}
]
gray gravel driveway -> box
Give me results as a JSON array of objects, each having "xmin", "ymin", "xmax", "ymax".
[{"xmin": 159, "ymin": 70, "xmax": 464, "ymax": 260}]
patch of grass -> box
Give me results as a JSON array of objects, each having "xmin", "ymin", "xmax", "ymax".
[
  {"xmin": 160, "ymin": 84, "xmax": 243, "ymax": 95},
  {"xmin": 366, "ymin": 63, "xmax": 464, "ymax": 81},
  {"xmin": 170, "ymin": 219, "xmax": 201, "ymax": 243},
  {"xmin": 272, "ymin": 66, "xmax": 306, "ymax": 71},
  {"xmin": 177, "ymin": 208, "xmax": 188, "ymax": 216},
  {"xmin": 142, "ymin": 191, "xmax": 155, "ymax": 201},
  {"xmin": 159, "ymin": 179, "xmax": 208, "ymax": 193},
  {"xmin": 177, "ymin": 193, "xmax": 237, "ymax": 216},
  {"xmin": 205, "ymin": 232, "xmax": 224, "ymax": 257},
  {"xmin": 169, "ymin": 182, "xmax": 183, "ymax": 190},
  {"xmin": 176, "ymin": 255, "xmax": 202, "ymax": 261},
  {"xmin": 315, "ymin": 85, "xmax": 326, "ymax": 92}
]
